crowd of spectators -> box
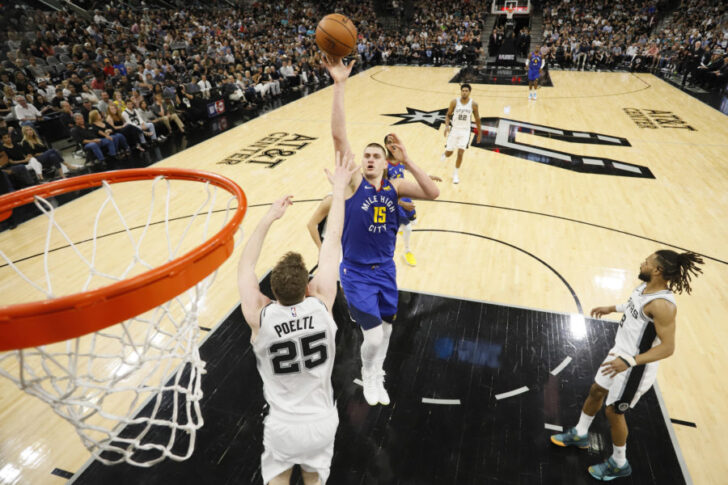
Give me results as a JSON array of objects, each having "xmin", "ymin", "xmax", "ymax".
[
  {"xmin": 534, "ymin": 0, "xmax": 663, "ymax": 71},
  {"xmin": 530, "ymin": 0, "xmax": 728, "ymax": 91},
  {"xmin": 0, "ymin": 0, "xmax": 489, "ymax": 194}
]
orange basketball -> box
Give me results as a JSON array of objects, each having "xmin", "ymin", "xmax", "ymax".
[{"xmin": 315, "ymin": 14, "xmax": 357, "ymax": 58}]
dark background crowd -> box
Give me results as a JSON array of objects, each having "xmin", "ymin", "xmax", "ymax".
[{"xmin": 0, "ymin": 0, "xmax": 726, "ymax": 197}]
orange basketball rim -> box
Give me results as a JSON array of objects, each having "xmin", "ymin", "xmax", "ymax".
[{"xmin": 0, "ymin": 168, "xmax": 247, "ymax": 350}]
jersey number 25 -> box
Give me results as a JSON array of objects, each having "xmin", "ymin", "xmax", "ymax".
[{"xmin": 269, "ymin": 331, "xmax": 328, "ymax": 374}]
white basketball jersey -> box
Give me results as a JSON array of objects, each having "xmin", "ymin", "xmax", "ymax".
[
  {"xmin": 451, "ymin": 98, "xmax": 473, "ymax": 130},
  {"xmin": 614, "ymin": 283, "xmax": 675, "ymax": 357},
  {"xmin": 252, "ymin": 297, "xmax": 337, "ymax": 420}
]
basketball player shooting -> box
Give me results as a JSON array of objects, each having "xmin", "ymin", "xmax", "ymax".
[
  {"xmin": 237, "ymin": 151, "xmax": 357, "ymax": 485},
  {"xmin": 323, "ymin": 54, "xmax": 440, "ymax": 406},
  {"xmin": 550, "ymin": 250, "xmax": 704, "ymax": 481},
  {"xmin": 441, "ymin": 83, "xmax": 482, "ymax": 184}
]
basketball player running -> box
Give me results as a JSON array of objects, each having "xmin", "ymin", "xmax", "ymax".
[
  {"xmin": 441, "ymin": 83, "xmax": 482, "ymax": 184},
  {"xmin": 550, "ymin": 250, "xmax": 704, "ymax": 481},
  {"xmin": 238, "ymin": 151, "xmax": 357, "ymax": 485},
  {"xmin": 323, "ymin": 55, "xmax": 440, "ymax": 406},
  {"xmin": 384, "ymin": 133, "xmax": 442, "ymax": 267},
  {"xmin": 527, "ymin": 49, "xmax": 544, "ymax": 100}
]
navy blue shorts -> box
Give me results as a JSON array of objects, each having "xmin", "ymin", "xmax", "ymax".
[
  {"xmin": 398, "ymin": 197, "xmax": 416, "ymax": 225},
  {"xmin": 528, "ymin": 71, "xmax": 540, "ymax": 81},
  {"xmin": 339, "ymin": 259, "xmax": 398, "ymax": 329}
]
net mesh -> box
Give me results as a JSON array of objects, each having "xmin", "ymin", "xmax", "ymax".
[{"xmin": 0, "ymin": 175, "xmax": 239, "ymax": 466}]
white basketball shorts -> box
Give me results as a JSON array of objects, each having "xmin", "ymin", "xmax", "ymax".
[
  {"xmin": 445, "ymin": 127, "xmax": 471, "ymax": 151},
  {"xmin": 594, "ymin": 348, "xmax": 658, "ymax": 413},
  {"xmin": 261, "ymin": 406, "xmax": 339, "ymax": 484}
]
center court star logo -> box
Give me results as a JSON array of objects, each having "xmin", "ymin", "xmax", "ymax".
[
  {"xmin": 386, "ymin": 108, "xmax": 449, "ymax": 129},
  {"xmin": 384, "ymin": 108, "xmax": 655, "ymax": 179}
]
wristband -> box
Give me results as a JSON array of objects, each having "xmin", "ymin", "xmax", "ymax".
[
  {"xmin": 617, "ymin": 353, "xmax": 637, "ymax": 367},
  {"xmin": 616, "ymin": 303, "xmax": 626, "ymax": 313}
]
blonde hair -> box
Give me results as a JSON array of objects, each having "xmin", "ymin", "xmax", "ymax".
[
  {"xmin": 107, "ymin": 103, "xmax": 123, "ymax": 123},
  {"xmin": 88, "ymin": 109, "xmax": 102, "ymax": 124},
  {"xmin": 21, "ymin": 125, "xmax": 43, "ymax": 148}
]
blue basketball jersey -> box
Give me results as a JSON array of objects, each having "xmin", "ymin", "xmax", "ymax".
[
  {"xmin": 529, "ymin": 54, "xmax": 542, "ymax": 74},
  {"xmin": 342, "ymin": 178, "xmax": 400, "ymax": 265},
  {"xmin": 387, "ymin": 160, "xmax": 406, "ymax": 180}
]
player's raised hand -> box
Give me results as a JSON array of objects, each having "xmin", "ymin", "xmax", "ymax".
[
  {"xmin": 590, "ymin": 306, "xmax": 613, "ymax": 319},
  {"xmin": 387, "ymin": 133, "xmax": 410, "ymax": 163},
  {"xmin": 322, "ymin": 54, "xmax": 356, "ymax": 84},
  {"xmin": 266, "ymin": 195, "xmax": 293, "ymax": 221},
  {"xmin": 325, "ymin": 150, "xmax": 357, "ymax": 187}
]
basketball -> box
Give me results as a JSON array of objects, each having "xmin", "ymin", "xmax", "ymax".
[{"xmin": 316, "ymin": 13, "xmax": 357, "ymax": 58}]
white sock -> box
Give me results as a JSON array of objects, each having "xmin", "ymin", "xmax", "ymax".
[
  {"xmin": 361, "ymin": 325, "xmax": 383, "ymax": 375},
  {"xmin": 575, "ymin": 411, "xmax": 594, "ymax": 436},
  {"xmin": 453, "ymin": 167, "xmax": 459, "ymax": 176},
  {"xmin": 612, "ymin": 444, "xmax": 627, "ymax": 467},
  {"xmin": 373, "ymin": 322, "xmax": 393, "ymax": 372},
  {"xmin": 401, "ymin": 224, "xmax": 411, "ymax": 252}
]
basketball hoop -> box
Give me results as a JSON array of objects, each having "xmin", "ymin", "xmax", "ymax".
[
  {"xmin": 0, "ymin": 168, "xmax": 247, "ymax": 466},
  {"xmin": 506, "ymin": 7, "xmax": 515, "ymax": 20}
]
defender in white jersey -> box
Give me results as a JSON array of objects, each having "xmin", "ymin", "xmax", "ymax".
[
  {"xmin": 238, "ymin": 152, "xmax": 357, "ymax": 485},
  {"xmin": 441, "ymin": 83, "xmax": 482, "ymax": 184},
  {"xmin": 550, "ymin": 250, "xmax": 704, "ymax": 481}
]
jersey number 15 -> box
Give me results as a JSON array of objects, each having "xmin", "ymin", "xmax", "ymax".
[
  {"xmin": 373, "ymin": 206, "xmax": 386, "ymax": 223},
  {"xmin": 269, "ymin": 331, "xmax": 328, "ymax": 375}
]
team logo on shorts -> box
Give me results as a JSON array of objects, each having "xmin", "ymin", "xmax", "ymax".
[
  {"xmin": 385, "ymin": 108, "xmax": 654, "ymax": 179},
  {"xmin": 618, "ymin": 402, "xmax": 630, "ymax": 412}
]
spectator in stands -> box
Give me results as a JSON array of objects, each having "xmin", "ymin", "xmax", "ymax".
[
  {"xmin": 124, "ymin": 99, "xmax": 163, "ymax": 144},
  {"xmin": 71, "ymin": 112, "xmax": 117, "ymax": 163},
  {"xmin": 97, "ymin": 91, "xmax": 111, "ymax": 117},
  {"xmin": 1, "ymin": 130, "xmax": 36, "ymax": 190},
  {"xmin": 198, "ymin": 74, "xmax": 213, "ymax": 99},
  {"xmin": 14, "ymin": 95, "xmax": 43, "ymax": 126},
  {"xmin": 1, "ymin": 129, "xmax": 43, "ymax": 181},
  {"xmin": 151, "ymin": 94, "xmax": 185, "ymax": 134},
  {"xmin": 106, "ymin": 104, "xmax": 143, "ymax": 152},
  {"xmin": 20, "ymin": 125, "xmax": 71, "ymax": 178}
]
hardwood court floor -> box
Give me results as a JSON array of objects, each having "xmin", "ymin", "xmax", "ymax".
[
  {"xmin": 72, "ymin": 288, "xmax": 687, "ymax": 485},
  {"xmin": 1, "ymin": 66, "xmax": 727, "ymax": 484}
]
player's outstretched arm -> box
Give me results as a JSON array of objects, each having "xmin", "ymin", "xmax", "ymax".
[
  {"xmin": 590, "ymin": 305, "xmax": 617, "ymax": 318},
  {"xmin": 323, "ymin": 54, "xmax": 355, "ymax": 158},
  {"xmin": 238, "ymin": 196, "xmax": 292, "ymax": 332},
  {"xmin": 309, "ymin": 152, "xmax": 358, "ymax": 311},
  {"xmin": 307, "ymin": 195, "xmax": 332, "ymax": 249}
]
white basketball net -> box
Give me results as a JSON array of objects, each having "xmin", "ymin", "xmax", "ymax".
[{"xmin": 0, "ymin": 175, "xmax": 239, "ymax": 466}]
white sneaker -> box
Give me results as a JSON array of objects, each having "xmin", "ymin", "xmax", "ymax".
[
  {"xmin": 453, "ymin": 172, "xmax": 459, "ymax": 184},
  {"xmin": 377, "ymin": 371, "xmax": 390, "ymax": 405},
  {"xmin": 362, "ymin": 370, "xmax": 379, "ymax": 406},
  {"xmin": 533, "ymin": 93, "xmax": 537, "ymax": 100}
]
